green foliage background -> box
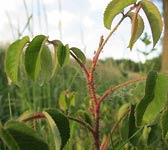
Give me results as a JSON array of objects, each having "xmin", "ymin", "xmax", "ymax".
[{"xmin": 0, "ymin": 44, "xmax": 162, "ymax": 149}]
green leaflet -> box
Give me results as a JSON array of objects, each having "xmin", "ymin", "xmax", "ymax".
[
  {"xmin": 59, "ymin": 91, "xmax": 68, "ymax": 111},
  {"xmin": 140, "ymin": 0, "xmax": 163, "ymax": 47},
  {"xmin": 39, "ymin": 45, "xmax": 53, "ymax": 83},
  {"xmin": 44, "ymin": 109, "xmax": 70, "ymax": 150},
  {"xmin": 0, "ymin": 124, "xmax": 19, "ymax": 150},
  {"xmin": 143, "ymin": 73, "xmax": 168, "ymax": 124},
  {"xmin": 57, "ymin": 43, "xmax": 70, "ymax": 67},
  {"xmin": 50, "ymin": 40, "xmax": 62, "ymax": 78},
  {"xmin": 135, "ymin": 71, "xmax": 168, "ymax": 126},
  {"xmin": 161, "ymin": 109, "xmax": 168, "ymax": 138},
  {"xmin": 135, "ymin": 71, "xmax": 157, "ymax": 126},
  {"xmin": 117, "ymin": 103, "xmax": 130, "ymax": 121},
  {"xmin": 70, "ymin": 47, "xmax": 86, "ymax": 64},
  {"xmin": 25, "ymin": 35, "xmax": 48, "ymax": 80},
  {"xmin": 58, "ymin": 91, "xmax": 76, "ymax": 111},
  {"xmin": 4, "ymin": 120, "xmax": 49, "ymax": 150},
  {"xmin": 43, "ymin": 111, "xmax": 61, "ymax": 150},
  {"xmin": 5, "ymin": 36, "xmax": 29, "ymax": 85},
  {"xmin": 128, "ymin": 12, "xmax": 144, "ymax": 50},
  {"xmin": 128, "ymin": 105, "xmax": 141, "ymax": 146},
  {"xmin": 104, "ymin": 0, "xmax": 136, "ymax": 29}
]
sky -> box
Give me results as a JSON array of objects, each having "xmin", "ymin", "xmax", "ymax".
[{"xmin": 0, "ymin": 0, "xmax": 163, "ymax": 62}]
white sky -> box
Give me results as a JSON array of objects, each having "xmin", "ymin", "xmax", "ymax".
[{"xmin": 0, "ymin": 0, "xmax": 163, "ymax": 62}]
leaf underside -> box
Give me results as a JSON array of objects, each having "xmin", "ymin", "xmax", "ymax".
[
  {"xmin": 5, "ymin": 36, "xmax": 29, "ymax": 84},
  {"xmin": 128, "ymin": 12, "xmax": 144, "ymax": 50},
  {"xmin": 104, "ymin": 0, "xmax": 136, "ymax": 29},
  {"xmin": 44, "ymin": 109, "xmax": 70, "ymax": 150},
  {"xmin": 140, "ymin": 0, "xmax": 163, "ymax": 47},
  {"xmin": 25, "ymin": 35, "xmax": 47, "ymax": 80}
]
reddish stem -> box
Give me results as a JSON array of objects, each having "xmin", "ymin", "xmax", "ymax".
[
  {"xmin": 98, "ymin": 77, "xmax": 146, "ymax": 105},
  {"xmin": 22, "ymin": 112, "xmax": 45, "ymax": 122},
  {"xmin": 70, "ymin": 51, "xmax": 89, "ymax": 79}
]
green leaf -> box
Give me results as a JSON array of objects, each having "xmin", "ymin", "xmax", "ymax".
[
  {"xmin": 4, "ymin": 120, "xmax": 49, "ymax": 150},
  {"xmin": 50, "ymin": 40, "xmax": 62, "ymax": 78},
  {"xmin": 136, "ymin": 71, "xmax": 168, "ymax": 126},
  {"xmin": 39, "ymin": 45, "xmax": 53, "ymax": 83},
  {"xmin": 57, "ymin": 43, "xmax": 69, "ymax": 67},
  {"xmin": 44, "ymin": 109, "xmax": 70, "ymax": 150},
  {"xmin": 70, "ymin": 47, "xmax": 86, "ymax": 64},
  {"xmin": 135, "ymin": 71, "xmax": 157, "ymax": 126},
  {"xmin": 5, "ymin": 36, "xmax": 29, "ymax": 84},
  {"xmin": 128, "ymin": 12, "xmax": 144, "ymax": 50},
  {"xmin": 117, "ymin": 103, "xmax": 130, "ymax": 121},
  {"xmin": 140, "ymin": 0, "xmax": 163, "ymax": 47},
  {"xmin": 128, "ymin": 105, "xmax": 141, "ymax": 146},
  {"xmin": 141, "ymin": 125, "xmax": 151, "ymax": 143},
  {"xmin": 58, "ymin": 91, "xmax": 68, "ymax": 111},
  {"xmin": 161, "ymin": 109, "xmax": 168, "ymax": 138},
  {"xmin": 104, "ymin": 0, "xmax": 136, "ymax": 29},
  {"xmin": 43, "ymin": 111, "xmax": 61, "ymax": 150},
  {"xmin": 0, "ymin": 124, "xmax": 19, "ymax": 150},
  {"xmin": 143, "ymin": 73, "xmax": 168, "ymax": 124},
  {"xmin": 25, "ymin": 35, "xmax": 48, "ymax": 80}
]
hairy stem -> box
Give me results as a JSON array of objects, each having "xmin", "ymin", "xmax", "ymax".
[{"xmin": 98, "ymin": 77, "xmax": 146, "ymax": 105}]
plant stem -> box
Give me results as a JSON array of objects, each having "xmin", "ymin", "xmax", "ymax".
[
  {"xmin": 93, "ymin": 104, "xmax": 100, "ymax": 150},
  {"xmin": 98, "ymin": 77, "xmax": 146, "ymax": 105},
  {"xmin": 69, "ymin": 51, "xmax": 89, "ymax": 79},
  {"xmin": 8, "ymin": 93, "xmax": 13, "ymax": 120},
  {"xmin": 67, "ymin": 116, "xmax": 94, "ymax": 134},
  {"xmin": 101, "ymin": 108, "xmax": 130, "ymax": 150},
  {"xmin": 22, "ymin": 112, "xmax": 45, "ymax": 122}
]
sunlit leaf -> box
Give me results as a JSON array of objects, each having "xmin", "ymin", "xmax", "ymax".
[
  {"xmin": 135, "ymin": 71, "xmax": 157, "ymax": 126},
  {"xmin": 70, "ymin": 47, "xmax": 86, "ymax": 64},
  {"xmin": 136, "ymin": 71, "xmax": 168, "ymax": 126},
  {"xmin": 143, "ymin": 73, "xmax": 168, "ymax": 124},
  {"xmin": 5, "ymin": 36, "xmax": 29, "ymax": 84},
  {"xmin": 104, "ymin": 0, "xmax": 136, "ymax": 29},
  {"xmin": 58, "ymin": 91, "xmax": 68, "ymax": 111},
  {"xmin": 39, "ymin": 45, "xmax": 53, "ymax": 83},
  {"xmin": 44, "ymin": 109, "xmax": 70, "ymax": 150},
  {"xmin": 128, "ymin": 12, "xmax": 144, "ymax": 50},
  {"xmin": 141, "ymin": 125, "xmax": 150, "ymax": 143},
  {"xmin": 117, "ymin": 103, "xmax": 130, "ymax": 121},
  {"xmin": 50, "ymin": 40, "xmax": 62, "ymax": 78},
  {"xmin": 4, "ymin": 120, "xmax": 49, "ymax": 150},
  {"xmin": 57, "ymin": 43, "xmax": 69, "ymax": 67},
  {"xmin": 140, "ymin": 0, "xmax": 163, "ymax": 47},
  {"xmin": 25, "ymin": 35, "xmax": 48, "ymax": 80}
]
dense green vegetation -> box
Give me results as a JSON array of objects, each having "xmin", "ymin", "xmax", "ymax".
[
  {"xmin": 0, "ymin": 0, "xmax": 167, "ymax": 150},
  {"xmin": 0, "ymin": 44, "xmax": 162, "ymax": 149}
]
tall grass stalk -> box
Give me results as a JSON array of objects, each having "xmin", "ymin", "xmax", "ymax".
[{"xmin": 8, "ymin": 93, "xmax": 12, "ymax": 120}]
